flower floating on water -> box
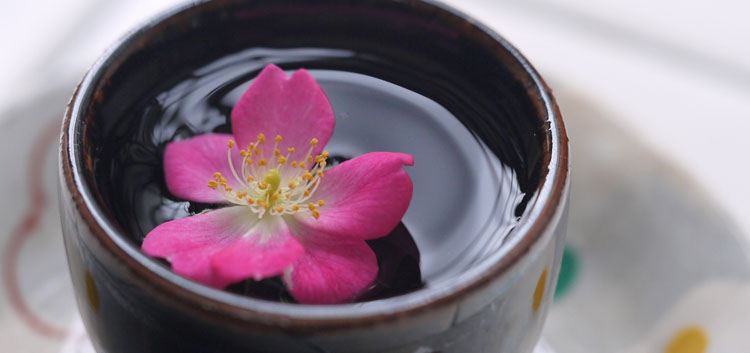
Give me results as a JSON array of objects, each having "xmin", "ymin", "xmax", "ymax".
[{"xmin": 142, "ymin": 64, "xmax": 414, "ymax": 304}]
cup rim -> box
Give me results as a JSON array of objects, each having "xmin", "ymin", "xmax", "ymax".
[{"xmin": 60, "ymin": 0, "xmax": 568, "ymax": 332}]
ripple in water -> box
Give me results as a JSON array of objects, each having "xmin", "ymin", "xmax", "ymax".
[{"xmin": 94, "ymin": 48, "xmax": 526, "ymax": 302}]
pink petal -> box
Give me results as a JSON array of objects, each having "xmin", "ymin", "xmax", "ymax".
[
  {"xmin": 142, "ymin": 207, "xmax": 254, "ymax": 288},
  {"xmin": 231, "ymin": 64, "xmax": 335, "ymax": 161},
  {"xmin": 164, "ymin": 133, "xmax": 246, "ymax": 203},
  {"xmin": 211, "ymin": 215, "xmax": 304, "ymax": 283},
  {"xmin": 296, "ymin": 152, "xmax": 414, "ymax": 240},
  {"xmin": 166, "ymin": 250, "xmax": 230, "ymax": 288},
  {"xmin": 142, "ymin": 207, "xmax": 302, "ymax": 288},
  {"xmin": 283, "ymin": 225, "xmax": 378, "ymax": 304}
]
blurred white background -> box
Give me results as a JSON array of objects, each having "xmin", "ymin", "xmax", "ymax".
[{"xmin": 1, "ymin": 0, "xmax": 748, "ymax": 236}]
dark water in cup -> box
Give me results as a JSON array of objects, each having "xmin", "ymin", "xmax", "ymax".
[{"xmin": 95, "ymin": 48, "xmax": 529, "ymax": 303}]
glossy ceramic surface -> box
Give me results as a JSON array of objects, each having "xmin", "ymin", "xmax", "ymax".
[{"xmin": 58, "ymin": 1, "xmax": 568, "ymax": 352}]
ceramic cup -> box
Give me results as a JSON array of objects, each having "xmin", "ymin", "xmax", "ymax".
[{"xmin": 59, "ymin": 1, "xmax": 569, "ymax": 352}]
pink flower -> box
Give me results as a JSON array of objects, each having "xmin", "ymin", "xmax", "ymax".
[{"xmin": 141, "ymin": 64, "xmax": 414, "ymax": 304}]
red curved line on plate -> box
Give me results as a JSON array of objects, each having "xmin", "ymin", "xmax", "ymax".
[{"xmin": 2, "ymin": 120, "xmax": 66, "ymax": 340}]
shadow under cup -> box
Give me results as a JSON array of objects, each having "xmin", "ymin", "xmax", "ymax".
[{"xmin": 59, "ymin": 1, "xmax": 569, "ymax": 352}]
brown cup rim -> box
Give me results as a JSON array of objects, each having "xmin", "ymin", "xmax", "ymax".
[{"xmin": 60, "ymin": 0, "xmax": 569, "ymax": 332}]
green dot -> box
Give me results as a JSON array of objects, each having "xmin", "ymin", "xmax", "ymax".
[{"xmin": 554, "ymin": 245, "xmax": 578, "ymax": 299}]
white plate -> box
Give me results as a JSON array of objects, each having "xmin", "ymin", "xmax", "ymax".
[
  {"xmin": 0, "ymin": 86, "xmax": 747, "ymax": 353},
  {"xmin": 540, "ymin": 89, "xmax": 750, "ymax": 353}
]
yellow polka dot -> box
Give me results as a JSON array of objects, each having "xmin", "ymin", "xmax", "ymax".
[
  {"xmin": 85, "ymin": 270, "xmax": 99, "ymax": 314},
  {"xmin": 665, "ymin": 325, "xmax": 708, "ymax": 353},
  {"xmin": 533, "ymin": 267, "xmax": 548, "ymax": 313}
]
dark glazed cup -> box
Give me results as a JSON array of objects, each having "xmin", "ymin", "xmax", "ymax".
[{"xmin": 59, "ymin": 1, "xmax": 569, "ymax": 352}]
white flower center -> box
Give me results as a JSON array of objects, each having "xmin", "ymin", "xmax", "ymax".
[{"xmin": 207, "ymin": 133, "xmax": 327, "ymax": 219}]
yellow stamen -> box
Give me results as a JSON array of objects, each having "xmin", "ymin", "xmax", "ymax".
[
  {"xmin": 207, "ymin": 132, "xmax": 331, "ymax": 218},
  {"xmin": 263, "ymin": 169, "xmax": 281, "ymax": 195}
]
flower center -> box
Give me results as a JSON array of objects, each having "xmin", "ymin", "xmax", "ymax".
[{"xmin": 207, "ymin": 133, "xmax": 327, "ymax": 219}]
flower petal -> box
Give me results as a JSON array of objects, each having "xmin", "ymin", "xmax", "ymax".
[
  {"xmin": 142, "ymin": 206, "xmax": 259, "ymax": 288},
  {"xmin": 296, "ymin": 152, "xmax": 414, "ymax": 240},
  {"xmin": 283, "ymin": 224, "xmax": 378, "ymax": 304},
  {"xmin": 164, "ymin": 133, "xmax": 246, "ymax": 203},
  {"xmin": 211, "ymin": 215, "xmax": 304, "ymax": 284},
  {"xmin": 231, "ymin": 64, "xmax": 335, "ymax": 160}
]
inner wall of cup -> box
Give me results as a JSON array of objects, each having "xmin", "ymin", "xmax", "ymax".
[{"xmin": 80, "ymin": 0, "xmax": 546, "ymax": 284}]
